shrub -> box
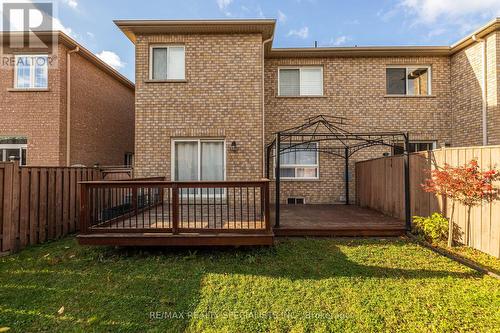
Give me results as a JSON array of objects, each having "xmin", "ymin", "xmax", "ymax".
[{"xmin": 412, "ymin": 213, "xmax": 449, "ymax": 243}]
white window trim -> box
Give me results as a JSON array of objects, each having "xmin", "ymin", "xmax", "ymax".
[
  {"xmin": 277, "ymin": 66, "xmax": 324, "ymax": 97},
  {"xmin": 14, "ymin": 54, "xmax": 48, "ymax": 89},
  {"xmin": 275, "ymin": 142, "xmax": 320, "ymax": 180},
  {"xmin": 0, "ymin": 143, "xmax": 28, "ymax": 165},
  {"xmin": 386, "ymin": 65, "xmax": 432, "ymax": 96},
  {"xmin": 149, "ymin": 45, "xmax": 185, "ymax": 81}
]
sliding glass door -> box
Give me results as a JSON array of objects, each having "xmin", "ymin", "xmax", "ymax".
[{"xmin": 173, "ymin": 139, "xmax": 225, "ymax": 196}]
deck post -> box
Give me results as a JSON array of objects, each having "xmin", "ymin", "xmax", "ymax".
[
  {"xmin": 404, "ymin": 132, "xmax": 411, "ymax": 231},
  {"xmin": 264, "ymin": 181, "xmax": 271, "ymax": 233},
  {"xmin": 172, "ymin": 184, "xmax": 179, "ymax": 234},
  {"xmin": 79, "ymin": 183, "xmax": 89, "ymax": 234},
  {"xmin": 275, "ymin": 133, "xmax": 281, "ymax": 228},
  {"xmin": 345, "ymin": 147, "xmax": 349, "ymax": 205},
  {"xmin": 265, "ymin": 144, "xmax": 272, "ymax": 180}
]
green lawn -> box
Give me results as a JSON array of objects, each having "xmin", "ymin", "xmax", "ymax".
[{"xmin": 0, "ymin": 237, "xmax": 499, "ymax": 333}]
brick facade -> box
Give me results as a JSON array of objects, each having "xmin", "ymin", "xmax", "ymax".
[
  {"xmin": 127, "ymin": 19, "xmax": 500, "ymax": 204},
  {"xmin": 0, "ymin": 33, "xmax": 135, "ymax": 166},
  {"xmin": 134, "ymin": 33, "xmax": 263, "ymax": 181}
]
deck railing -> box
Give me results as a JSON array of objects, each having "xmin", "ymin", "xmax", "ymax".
[{"xmin": 79, "ymin": 179, "xmax": 271, "ymax": 235}]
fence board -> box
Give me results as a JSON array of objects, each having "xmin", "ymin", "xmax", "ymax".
[
  {"xmin": 356, "ymin": 146, "xmax": 500, "ymax": 258},
  {"xmin": 0, "ymin": 163, "xmax": 106, "ymax": 254}
]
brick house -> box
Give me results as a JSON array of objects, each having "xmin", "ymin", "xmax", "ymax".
[
  {"xmin": 0, "ymin": 31, "xmax": 135, "ymax": 167},
  {"xmin": 115, "ymin": 18, "xmax": 500, "ymax": 204}
]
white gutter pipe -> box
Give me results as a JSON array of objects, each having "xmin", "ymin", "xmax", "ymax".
[
  {"xmin": 262, "ymin": 35, "xmax": 273, "ymax": 177},
  {"xmin": 472, "ymin": 34, "xmax": 488, "ymax": 146},
  {"xmin": 66, "ymin": 46, "xmax": 80, "ymax": 166}
]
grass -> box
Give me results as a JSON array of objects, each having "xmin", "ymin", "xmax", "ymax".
[
  {"xmin": 435, "ymin": 242, "xmax": 500, "ymax": 275},
  {"xmin": 0, "ymin": 237, "xmax": 499, "ymax": 333}
]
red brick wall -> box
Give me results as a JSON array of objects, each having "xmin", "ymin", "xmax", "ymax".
[
  {"xmin": 0, "ymin": 43, "xmax": 64, "ymax": 165},
  {"xmin": 69, "ymin": 48, "xmax": 135, "ymax": 166},
  {"xmin": 0, "ymin": 38, "xmax": 135, "ymax": 167}
]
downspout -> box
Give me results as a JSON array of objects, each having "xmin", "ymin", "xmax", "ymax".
[
  {"xmin": 66, "ymin": 46, "xmax": 80, "ymax": 166},
  {"xmin": 262, "ymin": 35, "xmax": 273, "ymax": 177},
  {"xmin": 472, "ymin": 34, "xmax": 488, "ymax": 146}
]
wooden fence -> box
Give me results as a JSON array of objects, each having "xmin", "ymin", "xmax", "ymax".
[
  {"xmin": 356, "ymin": 146, "xmax": 500, "ymax": 258},
  {"xmin": 0, "ymin": 162, "xmax": 104, "ymax": 254}
]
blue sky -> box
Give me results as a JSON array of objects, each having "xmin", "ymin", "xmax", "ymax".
[{"xmin": 4, "ymin": 0, "xmax": 500, "ymax": 81}]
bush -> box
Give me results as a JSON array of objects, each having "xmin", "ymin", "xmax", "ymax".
[{"xmin": 412, "ymin": 213, "xmax": 449, "ymax": 243}]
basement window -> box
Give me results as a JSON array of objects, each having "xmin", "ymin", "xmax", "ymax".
[
  {"xmin": 386, "ymin": 66, "xmax": 431, "ymax": 95},
  {"xmin": 150, "ymin": 45, "xmax": 185, "ymax": 80},
  {"xmin": 14, "ymin": 55, "xmax": 48, "ymax": 89}
]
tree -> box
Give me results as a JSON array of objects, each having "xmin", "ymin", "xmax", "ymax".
[{"xmin": 422, "ymin": 160, "xmax": 499, "ymax": 247}]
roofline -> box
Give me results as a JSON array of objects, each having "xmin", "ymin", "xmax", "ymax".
[
  {"xmin": 0, "ymin": 31, "xmax": 134, "ymax": 90},
  {"xmin": 269, "ymin": 17, "xmax": 500, "ymax": 58},
  {"xmin": 268, "ymin": 46, "xmax": 451, "ymax": 58},
  {"xmin": 450, "ymin": 17, "xmax": 500, "ymax": 53},
  {"xmin": 114, "ymin": 19, "xmax": 276, "ymax": 44}
]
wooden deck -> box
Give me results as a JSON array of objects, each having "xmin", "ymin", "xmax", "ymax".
[{"xmin": 272, "ymin": 204, "xmax": 406, "ymax": 237}]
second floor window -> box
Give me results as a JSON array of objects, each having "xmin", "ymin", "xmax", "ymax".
[
  {"xmin": 278, "ymin": 67, "xmax": 323, "ymax": 96},
  {"xmin": 150, "ymin": 45, "xmax": 185, "ymax": 80},
  {"xmin": 386, "ymin": 66, "xmax": 431, "ymax": 96},
  {"xmin": 15, "ymin": 55, "xmax": 48, "ymax": 89}
]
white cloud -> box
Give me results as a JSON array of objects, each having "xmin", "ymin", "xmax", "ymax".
[
  {"xmin": 399, "ymin": 0, "xmax": 500, "ymax": 24},
  {"xmin": 278, "ymin": 10, "xmax": 287, "ymax": 23},
  {"xmin": 60, "ymin": 0, "xmax": 78, "ymax": 9},
  {"xmin": 287, "ymin": 26, "xmax": 309, "ymax": 39},
  {"xmin": 329, "ymin": 35, "xmax": 350, "ymax": 46},
  {"xmin": 216, "ymin": 0, "xmax": 233, "ymax": 16},
  {"xmin": 86, "ymin": 31, "xmax": 95, "ymax": 39},
  {"xmin": 96, "ymin": 51, "xmax": 125, "ymax": 70}
]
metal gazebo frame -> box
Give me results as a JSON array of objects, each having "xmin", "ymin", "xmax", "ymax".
[{"xmin": 266, "ymin": 115, "xmax": 411, "ymax": 231}]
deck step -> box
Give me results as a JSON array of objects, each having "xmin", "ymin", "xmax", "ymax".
[{"xmin": 77, "ymin": 232, "xmax": 274, "ymax": 246}]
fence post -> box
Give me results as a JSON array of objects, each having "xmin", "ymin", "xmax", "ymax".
[
  {"xmin": 79, "ymin": 183, "xmax": 89, "ymax": 234},
  {"xmin": 1, "ymin": 162, "xmax": 15, "ymax": 253},
  {"xmin": 172, "ymin": 184, "xmax": 179, "ymax": 234},
  {"xmin": 404, "ymin": 132, "xmax": 411, "ymax": 231}
]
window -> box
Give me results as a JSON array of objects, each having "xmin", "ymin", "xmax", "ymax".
[
  {"xmin": 124, "ymin": 152, "xmax": 133, "ymax": 167},
  {"xmin": 278, "ymin": 67, "xmax": 323, "ymax": 96},
  {"xmin": 393, "ymin": 141, "xmax": 436, "ymax": 155},
  {"xmin": 0, "ymin": 137, "xmax": 28, "ymax": 165},
  {"xmin": 150, "ymin": 45, "xmax": 185, "ymax": 80},
  {"xmin": 386, "ymin": 66, "xmax": 431, "ymax": 95},
  {"xmin": 14, "ymin": 55, "xmax": 48, "ymax": 89},
  {"xmin": 279, "ymin": 143, "xmax": 319, "ymax": 179},
  {"xmin": 172, "ymin": 139, "xmax": 225, "ymax": 195}
]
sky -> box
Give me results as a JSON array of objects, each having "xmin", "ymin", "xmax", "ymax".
[{"xmin": 2, "ymin": 0, "xmax": 500, "ymax": 81}]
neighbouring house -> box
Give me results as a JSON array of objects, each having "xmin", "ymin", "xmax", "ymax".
[
  {"xmin": 114, "ymin": 18, "xmax": 500, "ymax": 206},
  {"xmin": 0, "ymin": 31, "xmax": 135, "ymax": 167}
]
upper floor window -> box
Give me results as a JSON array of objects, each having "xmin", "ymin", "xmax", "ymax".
[
  {"xmin": 278, "ymin": 67, "xmax": 323, "ymax": 96},
  {"xmin": 386, "ymin": 66, "xmax": 431, "ymax": 96},
  {"xmin": 14, "ymin": 55, "xmax": 48, "ymax": 89},
  {"xmin": 150, "ymin": 45, "xmax": 185, "ymax": 80}
]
